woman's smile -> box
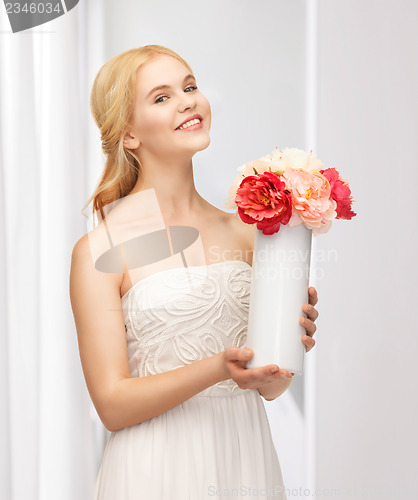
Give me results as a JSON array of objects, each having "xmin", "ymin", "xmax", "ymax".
[{"xmin": 175, "ymin": 119, "xmax": 203, "ymax": 132}]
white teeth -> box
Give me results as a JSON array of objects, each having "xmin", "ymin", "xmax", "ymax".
[{"xmin": 178, "ymin": 118, "xmax": 201, "ymax": 130}]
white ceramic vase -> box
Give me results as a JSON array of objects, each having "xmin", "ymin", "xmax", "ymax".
[{"xmin": 246, "ymin": 222, "xmax": 313, "ymax": 375}]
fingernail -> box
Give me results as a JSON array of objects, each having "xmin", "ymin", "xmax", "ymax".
[
  {"xmin": 245, "ymin": 349, "xmax": 252, "ymax": 358},
  {"xmin": 271, "ymin": 367, "xmax": 278, "ymax": 373}
]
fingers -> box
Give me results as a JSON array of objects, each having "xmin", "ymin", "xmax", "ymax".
[
  {"xmin": 308, "ymin": 286, "xmax": 318, "ymax": 306},
  {"xmin": 225, "ymin": 347, "xmax": 294, "ymax": 390},
  {"xmin": 300, "ymin": 316, "xmax": 317, "ymax": 337},
  {"xmin": 302, "ymin": 302, "xmax": 319, "ymax": 322},
  {"xmin": 232, "ymin": 363, "xmax": 293, "ymax": 390},
  {"xmin": 224, "ymin": 346, "xmax": 253, "ymax": 363},
  {"xmin": 301, "ymin": 289, "xmax": 318, "ymax": 354},
  {"xmin": 302, "ymin": 334, "xmax": 316, "ymax": 352}
]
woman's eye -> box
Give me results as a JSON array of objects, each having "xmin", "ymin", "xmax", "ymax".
[
  {"xmin": 154, "ymin": 85, "xmax": 198, "ymax": 104},
  {"xmin": 155, "ymin": 95, "xmax": 168, "ymax": 104}
]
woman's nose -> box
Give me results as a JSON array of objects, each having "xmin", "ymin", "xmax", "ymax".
[{"xmin": 179, "ymin": 93, "xmax": 197, "ymax": 111}]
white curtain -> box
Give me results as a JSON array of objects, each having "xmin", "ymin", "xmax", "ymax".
[{"xmin": 0, "ymin": 3, "xmax": 107, "ymax": 499}]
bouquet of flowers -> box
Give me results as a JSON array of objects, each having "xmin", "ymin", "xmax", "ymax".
[
  {"xmin": 226, "ymin": 147, "xmax": 356, "ymax": 375},
  {"xmin": 225, "ymin": 146, "xmax": 356, "ymax": 235}
]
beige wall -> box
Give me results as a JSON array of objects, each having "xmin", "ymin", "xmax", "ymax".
[{"xmin": 315, "ymin": 1, "xmax": 418, "ymax": 498}]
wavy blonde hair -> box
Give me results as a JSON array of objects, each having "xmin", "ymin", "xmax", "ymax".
[{"xmin": 82, "ymin": 45, "xmax": 194, "ymax": 226}]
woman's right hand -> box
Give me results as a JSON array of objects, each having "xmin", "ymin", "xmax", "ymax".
[{"xmin": 222, "ymin": 346, "xmax": 294, "ymax": 390}]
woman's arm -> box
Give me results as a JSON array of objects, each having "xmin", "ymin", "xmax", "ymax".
[
  {"xmin": 105, "ymin": 353, "xmax": 228, "ymax": 431},
  {"xmin": 70, "ymin": 234, "xmax": 230, "ymax": 433}
]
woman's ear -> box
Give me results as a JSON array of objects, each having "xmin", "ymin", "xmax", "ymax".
[{"xmin": 123, "ymin": 131, "xmax": 140, "ymax": 150}]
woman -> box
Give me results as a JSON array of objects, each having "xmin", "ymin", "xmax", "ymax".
[{"xmin": 69, "ymin": 45, "xmax": 318, "ymax": 500}]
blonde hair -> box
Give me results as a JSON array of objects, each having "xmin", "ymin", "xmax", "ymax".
[{"xmin": 82, "ymin": 45, "xmax": 194, "ymax": 225}]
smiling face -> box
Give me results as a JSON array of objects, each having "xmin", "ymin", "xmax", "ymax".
[{"xmin": 124, "ymin": 54, "xmax": 211, "ymax": 160}]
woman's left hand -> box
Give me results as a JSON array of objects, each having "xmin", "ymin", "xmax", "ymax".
[{"xmin": 300, "ymin": 286, "xmax": 319, "ymax": 353}]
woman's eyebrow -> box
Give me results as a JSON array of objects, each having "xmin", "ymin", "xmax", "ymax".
[{"xmin": 146, "ymin": 74, "xmax": 196, "ymax": 99}]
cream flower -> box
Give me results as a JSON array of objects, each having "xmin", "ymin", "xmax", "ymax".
[
  {"xmin": 267, "ymin": 147, "xmax": 323, "ymax": 173},
  {"xmin": 224, "ymin": 172, "xmax": 244, "ymax": 210}
]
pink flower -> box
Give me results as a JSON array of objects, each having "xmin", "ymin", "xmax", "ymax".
[
  {"xmin": 235, "ymin": 171, "xmax": 293, "ymax": 235},
  {"xmin": 282, "ymin": 168, "xmax": 337, "ymax": 234},
  {"xmin": 320, "ymin": 167, "xmax": 357, "ymax": 220}
]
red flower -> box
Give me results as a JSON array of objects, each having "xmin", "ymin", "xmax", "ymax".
[
  {"xmin": 320, "ymin": 167, "xmax": 357, "ymax": 220},
  {"xmin": 235, "ymin": 171, "xmax": 293, "ymax": 235}
]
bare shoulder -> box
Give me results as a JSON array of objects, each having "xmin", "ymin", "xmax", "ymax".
[
  {"xmin": 70, "ymin": 232, "xmax": 124, "ymax": 286},
  {"xmin": 71, "ymin": 232, "xmax": 92, "ymax": 263},
  {"xmin": 70, "ymin": 232, "xmax": 124, "ymax": 319},
  {"xmin": 206, "ymin": 207, "xmax": 253, "ymax": 240},
  {"xmin": 227, "ymin": 210, "xmax": 256, "ymax": 249}
]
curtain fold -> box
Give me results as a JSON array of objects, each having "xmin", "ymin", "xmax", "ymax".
[{"xmin": 0, "ymin": 3, "xmax": 107, "ymax": 499}]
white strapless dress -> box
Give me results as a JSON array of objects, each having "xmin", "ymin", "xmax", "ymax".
[{"xmin": 93, "ymin": 260, "xmax": 287, "ymax": 500}]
